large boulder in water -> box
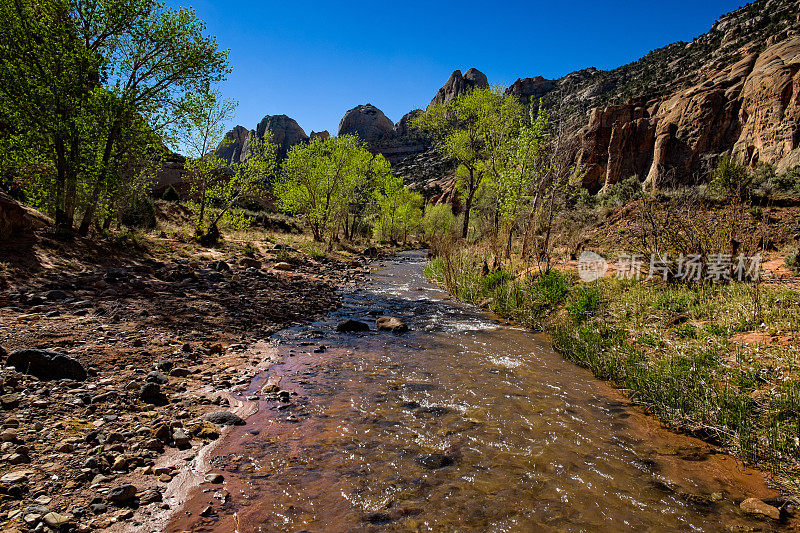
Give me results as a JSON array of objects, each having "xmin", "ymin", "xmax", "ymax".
[
  {"xmin": 376, "ymin": 316, "xmax": 408, "ymax": 333},
  {"xmin": 6, "ymin": 349, "xmax": 87, "ymax": 381},
  {"xmin": 338, "ymin": 104, "xmax": 394, "ymax": 143},
  {"xmin": 336, "ymin": 319, "xmax": 370, "ymax": 333}
]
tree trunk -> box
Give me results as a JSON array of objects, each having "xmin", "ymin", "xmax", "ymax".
[
  {"xmin": 53, "ymin": 136, "xmax": 68, "ymax": 230},
  {"xmin": 78, "ymin": 120, "xmax": 121, "ymax": 236},
  {"xmin": 461, "ymin": 191, "xmax": 474, "ymax": 240}
]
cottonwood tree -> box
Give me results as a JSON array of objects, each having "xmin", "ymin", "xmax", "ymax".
[
  {"xmin": 414, "ymin": 86, "xmax": 523, "ymax": 240},
  {"xmin": 208, "ymin": 134, "xmax": 277, "ymax": 232},
  {"xmin": 373, "ymin": 173, "xmax": 423, "ymax": 244},
  {"xmin": 490, "ymin": 104, "xmax": 548, "ymax": 259},
  {"xmin": 183, "ymin": 96, "xmax": 277, "ymax": 243},
  {"xmin": 180, "ymin": 91, "xmax": 236, "ymax": 234},
  {"xmin": 0, "ymin": 0, "xmax": 229, "ymax": 235},
  {"xmin": 276, "ymin": 135, "xmax": 381, "ymax": 250}
]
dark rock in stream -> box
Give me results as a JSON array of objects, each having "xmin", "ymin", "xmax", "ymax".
[
  {"xmin": 202, "ymin": 411, "xmax": 246, "ymax": 426},
  {"xmin": 336, "ymin": 319, "xmax": 370, "ymax": 333},
  {"xmin": 415, "ymin": 453, "xmax": 454, "ymax": 469}
]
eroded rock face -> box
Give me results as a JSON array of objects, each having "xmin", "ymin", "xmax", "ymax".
[
  {"xmin": 338, "ymin": 104, "xmax": 394, "ymax": 143},
  {"xmin": 310, "ymin": 130, "xmax": 330, "ymax": 141},
  {"xmin": 506, "ymin": 76, "xmax": 556, "ymax": 104},
  {"xmin": 217, "ymin": 125, "xmax": 254, "ymax": 165},
  {"xmin": 575, "ymin": 33, "xmax": 800, "ymax": 192},
  {"xmin": 733, "ymin": 34, "xmax": 800, "ymax": 171},
  {"xmin": 0, "ymin": 192, "xmax": 48, "ymax": 240},
  {"xmin": 429, "ymin": 68, "xmax": 489, "ymax": 107},
  {"xmin": 256, "ymin": 114, "xmax": 309, "ymax": 160},
  {"xmin": 215, "ymin": 115, "xmax": 308, "ymax": 165},
  {"xmin": 392, "ymin": 110, "xmax": 419, "ymax": 138}
]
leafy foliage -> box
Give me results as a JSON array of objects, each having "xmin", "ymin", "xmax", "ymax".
[
  {"xmin": 373, "ymin": 173, "xmax": 423, "ymax": 244},
  {"xmin": 0, "ymin": 0, "xmax": 229, "ymax": 234},
  {"xmin": 275, "ymin": 135, "xmax": 414, "ymax": 250}
]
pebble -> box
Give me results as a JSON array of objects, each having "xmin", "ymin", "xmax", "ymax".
[
  {"xmin": 415, "ymin": 453, "xmax": 454, "ymax": 469},
  {"xmin": 201, "ymin": 411, "xmax": 245, "ymax": 426},
  {"xmin": 107, "ymin": 484, "xmax": 138, "ymax": 504}
]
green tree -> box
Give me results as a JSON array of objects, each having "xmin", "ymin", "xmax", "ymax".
[
  {"xmin": 0, "ymin": 0, "xmax": 229, "ymax": 235},
  {"xmin": 184, "ymin": 106, "xmax": 276, "ymax": 243},
  {"xmin": 414, "ymin": 86, "xmax": 524, "ymax": 240},
  {"xmin": 208, "ymin": 134, "xmax": 277, "ymax": 231},
  {"xmin": 180, "ymin": 90, "xmax": 236, "ymax": 232},
  {"xmin": 276, "ymin": 135, "xmax": 381, "ymax": 250},
  {"xmin": 490, "ymin": 104, "xmax": 548, "ymax": 258},
  {"xmin": 422, "ymin": 203, "xmax": 457, "ymax": 251},
  {"xmin": 518, "ymin": 111, "xmax": 586, "ymax": 271},
  {"xmin": 710, "ymin": 154, "xmax": 754, "ymax": 259},
  {"xmin": 373, "ymin": 173, "xmax": 423, "ymax": 244}
]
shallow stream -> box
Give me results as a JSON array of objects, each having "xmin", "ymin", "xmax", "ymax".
[{"xmin": 170, "ymin": 251, "xmax": 779, "ymax": 532}]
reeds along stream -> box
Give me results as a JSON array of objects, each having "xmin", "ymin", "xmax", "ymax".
[{"xmin": 170, "ymin": 251, "xmax": 781, "ymax": 532}]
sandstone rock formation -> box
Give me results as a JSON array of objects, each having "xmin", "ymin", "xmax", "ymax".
[
  {"xmin": 217, "ymin": 125, "xmax": 254, "ymax": 165},
  {"xmin": 310, "ymin": 130, "xmax": 330, "ymax": 141},
  {"xmin": 576, "ymin": 32, "xmax": 800, "ymax": 191},
  {"xmin": 338, "ymin": 104, "xmax": 394, "ymax": 143},
  {"xmin": 151, "ymin": 153, "xmax": 186, "ymax": 196},
  {"xmin": 429, "ymin": 68, "xmax": 489, "ymax": 107},
  {"xmin": 256, "ymin": 114, "xmax": 309, "ymax": 160},
  {"xmin": 506, "ymin": 76, "xmax": 556, "ymax": 104},
  {"xmin": 392, "ymin": 149, "xmax": 457, "ymax": 203},
  {"xmin": 215, "ymin": 115, "xmax": 308, "ymax": 165}
]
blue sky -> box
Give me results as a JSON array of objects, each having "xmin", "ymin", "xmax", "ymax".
[{"xmin": 167, "ymin": 0, "xmax": 747, "ymax": 136}]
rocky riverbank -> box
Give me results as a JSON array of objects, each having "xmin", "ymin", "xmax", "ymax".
[{"xmin": 0, "ymin": 236, "xmax": 371, "ymax": 532}]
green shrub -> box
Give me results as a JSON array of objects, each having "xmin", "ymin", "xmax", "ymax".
[
  {"xmin": 566, "ymin": 284, "xmax": 601, "ymax": 323},
  {"xmin": 653, "ymin": 290, "xmax": 698, "ymax": 314},
  {"xmin": 637, "ymin": 333, "xmax": 664, "ymax": 347},
  {"xmin": 481, "ymin": 269, "xmax": 513, "ymax": 293},
  {"xmin": 701, "ymin": 323, "xmax": 728, "ymax": 337},
  {"xmin": 162, "ymin": 185, "xmax": 180, "ymax": 202},
  {"xmin": 787, "ymin": 248, "xmax": 800, "ymax": 273},
  {"xmin": 531, "ymin": 270, "xmax": 572, "ymax": 309},
  {"xmin": 597, "ymin": 176, "xmax": 643, "ymax": 207},
  {"xmin": 674, "ymin": 323, "xmax": 697, "ymax": 339},
  {"xmin": 752, "ymin": 163, "xmax": 800, "ymax": 199},
  {"xmin": 710, "ymin": 154, "xmax": 752, "ymax": 202},
  {"xmin": 119, "ymin": 196, "xmax": 156, "ymax": 229}
]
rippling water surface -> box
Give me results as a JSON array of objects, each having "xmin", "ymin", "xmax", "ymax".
[{"xmin": 171, "ymin": 251, "xmax": 779, "ymax": 532}]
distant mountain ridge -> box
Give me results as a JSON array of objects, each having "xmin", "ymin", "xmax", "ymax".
[{"xmin": 216, "ymin": 0, "xmax": 800, "ymax": 199}]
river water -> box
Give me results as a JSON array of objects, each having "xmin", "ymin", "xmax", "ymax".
[{"xmin": 170, "ymin": 251, "xmax": 780, "ymax": 532}]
